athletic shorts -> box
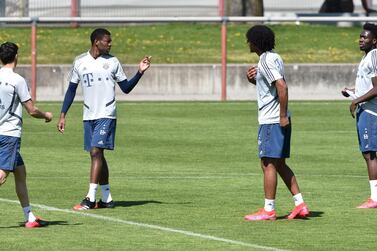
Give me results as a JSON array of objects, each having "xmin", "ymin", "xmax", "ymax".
[
  {"xmin": 356, "ymin": 108, "xmax": 377, "ymax": 152},
  {"xmin": 258, "ymin": 122, "xmax": 291, "ymax": 159},
  {"xmin": 0, "ymin": 135, "xmax": 24, "ymax": 172},
  {"xmin": 83, "ymin": 118, "xmax": 116, "ymax": 152}
]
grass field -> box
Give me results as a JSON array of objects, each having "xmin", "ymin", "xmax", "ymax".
[
  {"xmin": 0, "ymin": 23, "xmax": 363, "ymax": 65},
  {"xmin": 0, "ymin": 101, "xmax": 374, "ymax": 251}
]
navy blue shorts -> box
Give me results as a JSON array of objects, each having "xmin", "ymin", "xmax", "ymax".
[
  {"xmin": 357, "ymin": 108, "xmax": 377, "ymax": 152},
  {"xmin": 0, "ymin": 135, "xmax": 24, "ymax": 172},
  {"xmin": 83, "ymin": 118, "xmax": 116, "ymax": 152},
  {"xmin": 258, "ymin": 122, "xmax": 291, "ymax": 159}
]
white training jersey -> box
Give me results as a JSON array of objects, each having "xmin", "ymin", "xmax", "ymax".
[
  {"xmin": 355, "ymin": 49, "xmax": 377, "ymax": 115},
  {"xmin": 0, "ymin": 67, "xmax": 31, "ymax": 137},
  {"xmin": 68, "ymin": 52, "xmax": 127, "ymax": 120},
  {"xmin": 255, "ymin": 51, "xmax": 289, "ymax": 124}
]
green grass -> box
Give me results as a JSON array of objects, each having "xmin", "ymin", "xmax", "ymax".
[
  {"xmin": 0, "ymin": 101, "xmax": 374, "ymax": 250},
  {"xmin": 0, "ymin": 23, "xmax": 363, "ymax": 64}
]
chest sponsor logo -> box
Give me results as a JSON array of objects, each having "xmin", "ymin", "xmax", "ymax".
[{"xmin": 83, "ymin": 73, "xmax": 94, "ymax": 87}]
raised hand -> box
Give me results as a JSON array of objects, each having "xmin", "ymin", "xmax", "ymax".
[{"xmin": 138, "ymin": 56, "xmax": 152, "ymax": 73}]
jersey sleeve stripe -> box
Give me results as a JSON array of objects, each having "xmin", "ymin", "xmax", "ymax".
[
  {"xmin": 260, "ymin": 54, "xmax": 275, "ymax": 82},
  {"xmin": 372, "ymin": 50, "xmax": 377, "ymax": 73}
]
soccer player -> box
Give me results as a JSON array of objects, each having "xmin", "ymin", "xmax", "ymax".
[
  {"xmin": 243, "ymin": 25, "xmax": 309, "ymax": 221},
  {"xmin": 0, "ymin": 42, "xmax": 53, "ymax": 227},
  {"xmin": 57, "ymin": 28, "xmax": 151, "ymax": 210},
  {"xmin": 342, "ymin": 22, "xmax": 377, "ymax": 208}
]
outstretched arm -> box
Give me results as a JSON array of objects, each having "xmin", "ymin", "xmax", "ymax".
[
  {"xmin": 341, "ymin": 87, "xmax": 355, "ymax": 97},
  {"xmin": 139, "ymin": 55, "xmax": 152, "ymax": 73},
  {"xmin": 117, "ymin": 71, "xmax": 143, "ymax": 94},
  {"xmin": 57, "ymin": 82, "xmax": 78, "ymax": 133},
  {"xmin": 22, "ymin": 99, "xmax": 52, "ymax": 122},
  {"xmin": 117, "ymin": 56, "xmax": 151, "ymax": 94}
]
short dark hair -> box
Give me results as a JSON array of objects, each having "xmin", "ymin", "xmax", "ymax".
[
  {"xmin": 0, "ymin": 42, "xmax": 18, "ymax": 65},
  {"xmin": 246, "ymin": 25, "xmax": 275, "ymax": 52},
  {"xmin": 90, "ymin": 28, "xmax": 111, "ymax": 45},
  {"xmin": 363, "ymin": 22, "xmax": 377, "ymax": 38}
]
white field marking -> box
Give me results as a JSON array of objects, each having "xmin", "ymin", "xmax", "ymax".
[
  {"xmin": 115, "ymin": 101, "xmax": 346, "ymax": 106},
  {"xmin": 0, "ymin": 198, "xmax": 287, "ymax": 251},
  {"xmin": 25, "ymin": 173, "xmax": 367, "ymax": 180}
]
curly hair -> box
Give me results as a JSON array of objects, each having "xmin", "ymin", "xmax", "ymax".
[{"xmin": 245, "ymin": 25, "xmax": 275, "ymax": 53}]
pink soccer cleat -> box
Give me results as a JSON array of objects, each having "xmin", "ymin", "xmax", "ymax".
[
  {"xmin": 73, "ymin": 197, "xmax": 96, "ymax": 211},
  {"xmin": 287, "ymin": 202, "xmax": 310, "ymax": 220},
  {"xmin": 357, "ymin": 198, "xmax": 377, "ymax": 209},
  {"xmin": 244, "ymin": 208, "xmax": 276, "ymax": 221},
  {"xmin": 25, "ymin": 217, "xmax": 49, "ymax": 228}
]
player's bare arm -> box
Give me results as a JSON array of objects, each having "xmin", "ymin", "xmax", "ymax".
[
  {"xmin": 22, "ymin": 99, "xmax": 52, "ymax": 122},
  {"xmin": 57, "ymin": 114, "xmax": 66, "ymax": 133},
  {"xmin": 246, "ymin": 66, "xmax": 257, "ymax": 85},
  {"xmin": 58, "ymin": 82, "xmax": 78, "ymax": 133},
  {"xmin": 350, "ymin": 76, "xmax": 377, "ymax": 118},
  {"xmin": 275, "ymin": 78, "xmax": 289, "ymax": 127},
  {"xmin": 341, "ymin": 87, "xmax": 355, "ymax": 97}
]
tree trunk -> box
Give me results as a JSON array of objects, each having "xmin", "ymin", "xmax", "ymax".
[
  {"xmin": 225, "ymin": 0, "xmax": 264, "ymax": 16},
  {"xmin": 225, "ymin": 0, "xmax": 243, "ymax": 16},
  {"xmin": 248, "ymin": 0, "xmax": 264, "ymax": 16},
  {"xmin": 0, "ymin": 0, "xmax": 5, "ymax": 17},
  {"xmin": 21, "ymin": 0, "xmax": 29, "ymax": 17}
]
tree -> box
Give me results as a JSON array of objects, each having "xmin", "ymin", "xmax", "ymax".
[
  {"xmin": 225, "ymin": 0, "xmax": 264, "ymax": 16},
  {"xmin": 249, "ymin": 0, "xmax": 264, "ymax": 16}
]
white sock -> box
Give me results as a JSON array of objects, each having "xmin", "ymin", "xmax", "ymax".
[
  {"xmin": 370, "ymin": 180, "xmax": 377, "ymax": 201},
  {"xmin": 22, "ymin": 206, "xmax": 36, "ymax": 222},
  {"xmin": 86, "ymin": 183, "xmax": 98, "ymax": 202},
  {"xmin": 100, "ymin": 184, "xmax": 113, "ymax": 203},
  {"xmin": 293, "ymin": 193, "xmax": 304, "ymax": 206},
  {"xmin": 264, "ymin": 199, "xmax": 275, "ymax": 212}
]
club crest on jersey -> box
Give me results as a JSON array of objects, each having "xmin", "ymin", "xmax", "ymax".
[{"xmin": 103, "ymin": 63, "xmax": 109, "ymax": 70}]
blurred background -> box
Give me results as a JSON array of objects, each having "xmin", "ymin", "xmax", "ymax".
[
  {"xmin": 0, "ymin": 0, "xmax": 372, "ymax": 101},
  {"xmin": 1, "ymin": 0, "xmax": 374, "ymax": 17}
]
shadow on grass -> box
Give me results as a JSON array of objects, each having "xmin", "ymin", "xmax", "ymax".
[
  {"xmin": 0, "ymin": 220, "xmax": 80, "ymax": 229},
  {"xmin": 114, "ymin": 200, "xmax": 193, "ymax": 207},
  {"xmin": 114, "ymin": 200, "xmax": 163, "ymax": 207},
  {"xmin": 277, "ymin": 211, "xmax": 324, "ymax": 220}
]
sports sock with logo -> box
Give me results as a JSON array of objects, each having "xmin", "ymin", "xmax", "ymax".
[
  {"xmin": 293, "ymin": 193, "xmax": 304, "ymax": 206},
  {"xmin": 369, "ymin": 180, "xmax": 377, "ymax": 202},
  {"xmin": 23, "ymin": 206, "xmax": 36, "ymax": 222},
  {"xmin": 100, "ymin": 184, "xmax": 113, "ymax": 203},
  {"xmin": 264, "ymin": 199, "xmax": 275, "ymax": 212},
  {"xmin": 86, "ymin": 183, "xmax": 98, "ymax": 202}
]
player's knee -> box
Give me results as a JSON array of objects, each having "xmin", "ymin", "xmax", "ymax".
[{"xmin": 90, "ymin": 148, "xmax": 103, "ymax": 159}]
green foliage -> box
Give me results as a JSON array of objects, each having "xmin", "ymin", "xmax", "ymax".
[
  {"xmin": 0, "ymin": 23, "xmax": 363, "ymax": 64},
  {"xmin": 0, "ymin": 101, "xmax": 374, "ymax": 250}
]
